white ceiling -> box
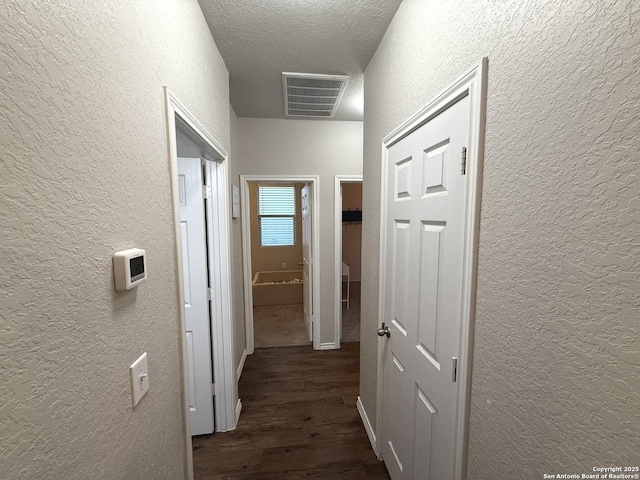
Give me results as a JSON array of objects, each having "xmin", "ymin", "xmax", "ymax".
[{"xmin": 197, "ymin": 0, "xmax": 403, "ymax": 121}]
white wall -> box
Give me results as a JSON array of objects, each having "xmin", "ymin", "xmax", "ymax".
[
  {"xmin": 237, "ymin": 118, "xmax": 363, "ymax": 346},
  {"xmin": 229, "ymin": 105, "xmax": 247, "ymax": 374},
  {"xmin": 361, "ymin": 0, "xmax": 640, "ymax": 476},
  {"xmin": 1, "ymin": 2, "xmax": 230, "ymax": 478}
]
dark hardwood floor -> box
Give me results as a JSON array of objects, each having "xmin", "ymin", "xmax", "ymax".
[{"xmin": 192, "ymin": 343, "xmax": 390, "ymax": 479}]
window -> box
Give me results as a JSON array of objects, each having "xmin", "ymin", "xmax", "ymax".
[{"xmin": 258, "ymin": 185, "xmax": 296, "ymax": 246}]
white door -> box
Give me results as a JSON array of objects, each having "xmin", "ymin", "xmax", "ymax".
[
  {"xmin": 178, "ymin": 157, "xmax": 214, "ymax": 436},
  {"xmin": 301, "ymin": 184, "xmax": 313, "ymax": 341},
  {"xmin": 381, "ymin": 94, "xmax": 470, "ymax": 479}
]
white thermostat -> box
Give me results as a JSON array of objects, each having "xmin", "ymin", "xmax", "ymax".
[{"xmin": 113, "ymin": 248, "xmax": 147, "ymax": 291}]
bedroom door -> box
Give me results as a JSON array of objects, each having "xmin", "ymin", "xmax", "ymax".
[
  {"xmin": 178, "ymin": 157, "xmax": 215, "ymax": 436},
  {"xmin": 380, "ymin": 94, "xmax": 471, "ymax": 479}
]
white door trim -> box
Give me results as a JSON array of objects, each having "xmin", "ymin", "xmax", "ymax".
[
  {"xmin": 164, "ymin": 88, "xmax": 237, "ymax": 479},
  {"xmin": 240, "ymin": 175, "xmax": 321, "ymax": 352},
  {"xmin": 375, "ymin": 58, "xmax": 488, "ymax": 479},
  {"xmin": 334, "ymin": 175, "xmax": 363, "ymax": 348}
]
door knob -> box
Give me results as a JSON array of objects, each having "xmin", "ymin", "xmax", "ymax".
[
  {"xmin": 377, "ymin": 323, "xmax": 390, "ymax": 338},
  {"xmin": 298, "ymin": 262, "xmax": 304, "ymax": 266}
]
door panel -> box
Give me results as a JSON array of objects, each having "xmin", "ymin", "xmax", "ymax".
[
  {"xmin": 417, "ymin": 221, "xmax": 445, "ymax": 366},
  {"xmin": 185, "ymin": 331, "xmax": 196, "ymax": 410},
  {"xmin": 395, "ymin": 156, "xmax": 413, "ymax": 200},
  {"xmin": 383, "ymin": 352, "xmax": 414, "ymax": 479},
  {"xmin": 178, "ymin": 157, "xmax": 214, "ymax": 436},
  {"xmin": 180, "ymin": 221, "xmax": 192, "ymax": 305},
  {"xmin": 414, "ymin": 386, "xmax": 436, "ymax": 476},
  {"xmin": 391, "ymin": 220, "xmax": 411, "ymax": 336},
  {"xmin": 382, "ymin": 95, "xmax": 471, "ymax": 480},
  {"xmin": 423, "ymin": 141, "xmax": 450, "ymax": 197}
]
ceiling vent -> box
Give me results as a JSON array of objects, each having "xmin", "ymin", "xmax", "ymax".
[{"xmin": 282, "ymin": 72, "xmax": 349, "ymax": 118}]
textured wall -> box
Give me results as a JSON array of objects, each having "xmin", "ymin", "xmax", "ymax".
[
  {"xmin": 0, "ymin": 1, "xmax": 230, "ymax": 478},
  {"xmin": 229, "ymin": 106, "xmax": 246, "ymax": 373},
  {"xmin": 237, "ymin": 118, "xmax": 363, "ymax": 345},
  {"xmin": 361, "ymin": 0, "xmax": 640, "ymax": 477}
]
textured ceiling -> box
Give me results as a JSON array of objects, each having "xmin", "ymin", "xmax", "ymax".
[{"xmin": 198, "ymin": 0, "xmax": 403, "ymax": 121}]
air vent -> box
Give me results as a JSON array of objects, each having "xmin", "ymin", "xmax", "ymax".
[{"xmin": 283, "ymin": 72, "xmax": 349, "ymax": 118}]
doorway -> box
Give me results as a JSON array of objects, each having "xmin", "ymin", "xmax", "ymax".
[
  {"xmin": 164, "ymin": 89, "xmax": 237, "ymax": 479},
  {"xmin": 247, "ymin": 181, "xmax": 308, "ymax": 348},
  {"xmin": 334, "ymin": 175, "xmax": 363, "ymax": 348},
  {"xmin": 241, "ymin": 175, "xmax": 320, "ymax": 353}
]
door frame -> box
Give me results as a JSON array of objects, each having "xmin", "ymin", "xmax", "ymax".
[
  {"xmin": 164, "ymin": 88, "xmax": 237, "ymax": 480},
  {"xmin": 334, "ymin": 175, "xmax": 363, "ymax": 348},
  {"xmin": 375, "ymin": 58, "xmax": 488, "ymax": 479},
  {"xmin": 240, "ymin": 175, "xmax": 321, "ymax": 352}
]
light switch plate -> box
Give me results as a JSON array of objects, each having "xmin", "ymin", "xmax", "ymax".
[{"xmin": 129, "ymin": 352, "xmax": 149, "ymax": 408}]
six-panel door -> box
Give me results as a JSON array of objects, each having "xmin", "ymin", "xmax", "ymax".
[{"xmin": 382, "ymin": 95, "xmax": 471, "ymax": 480}]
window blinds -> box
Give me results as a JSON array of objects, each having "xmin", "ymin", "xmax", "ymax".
[{"xmin": 258, "ymin": 186, "xmax": 296, "ymax": 246}]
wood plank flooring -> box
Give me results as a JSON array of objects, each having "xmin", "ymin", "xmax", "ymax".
[{"xmin": 192, "ymin": 343, "xmax": 390, "ymax": 479}]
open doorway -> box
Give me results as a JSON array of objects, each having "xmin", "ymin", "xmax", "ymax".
[
  {"xmin": 334, "ymin": 175, "xmax": 363, "ymax": 348},
  {"xmin": 248, "ymin": 182, "xmax": 309, "ymax": 348},
  {"xmin": 241, "ymin": 175, "xmax": 320, "ymax": 353},
  {"xmin": 164, "ymin": 89, "xmax": 237, "ymax": 478}
]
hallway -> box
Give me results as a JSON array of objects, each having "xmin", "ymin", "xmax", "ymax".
[{"xmin": 192, "ymin": 344, "xmax": 389, "ymax": 479}]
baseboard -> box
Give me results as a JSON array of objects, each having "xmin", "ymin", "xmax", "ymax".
[
  {"xmin": 236, "ymin": 348, "xmax": 247, "ymax": 382},
  {"xmin": 318, "ymin": 342, "xmax": 339, "ymax": 350},
  {"xmin": 357, "ymin": 396, "xmax": 377, "ymax": 454},
  {"xmin": 235, "ymin": 398, "xmax": 242, "ymax": 426}
]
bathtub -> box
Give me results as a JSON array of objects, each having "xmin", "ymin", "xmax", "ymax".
[{"xmin": 252, "ymin": 270, "xmax": 303, "ymax": 306}]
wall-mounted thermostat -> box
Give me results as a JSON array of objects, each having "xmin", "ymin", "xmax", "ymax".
[{"xmin": 113, "ymin": 248, "xmax": 147, "ymax": 291}]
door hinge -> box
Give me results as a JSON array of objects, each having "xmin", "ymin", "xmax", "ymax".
[
  {"xmin": 207, "ymin": 287, "xmax": 213, "ymax": 301},
  {"xmin": 203, "ymin": 185, "xmax": 212, "ymax": 199},
  {"xmin": 460, "ymin": 147, "xmax": 467, "ymax": 175},
  {"xmin": 211, "ymin": 382, "xmax": 216, "ymax": 397},
  {"xmin": 452, "ymin": 357, "xmax": 458, "ymax": 382}
]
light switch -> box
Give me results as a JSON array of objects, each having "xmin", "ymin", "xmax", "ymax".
[{"xmin": 129, "ymin": 352, "xmax": 149, "ymax": 408}]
